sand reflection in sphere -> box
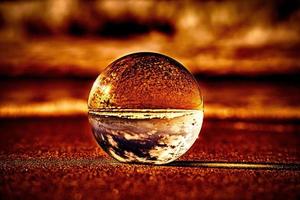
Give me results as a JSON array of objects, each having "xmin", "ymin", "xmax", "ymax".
[{"xmin": 88, "ymin": 52, "xmax": 203, "ymax": 164}]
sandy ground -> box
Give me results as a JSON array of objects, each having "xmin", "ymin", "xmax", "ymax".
[{"xmin": 0, "ymin": 116, "xmax": 299, "ymax": 199}]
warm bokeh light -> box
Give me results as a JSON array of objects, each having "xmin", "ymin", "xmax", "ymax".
[
  {"xmin": 0, "ymin": 0, "xmax": 299, "ymax": 77},
  {"xmin": 0, "ymin": 0, "xmax": 299, "ymax": 120},
  {"xmin": 1, "ymin": 79, "xmax": 299, "ymax": 121},
  {"xmin": 2, "ymin": 99, "xmax": 300, "ymax": 121}
]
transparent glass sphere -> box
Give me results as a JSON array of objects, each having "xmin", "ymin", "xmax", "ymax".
[{"xmin": 88, "ymin": 52, "xmax": 203, "ymax": 164}]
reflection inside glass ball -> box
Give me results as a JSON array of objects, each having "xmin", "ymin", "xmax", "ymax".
[{"xmin": 88, "ymin": 52, "xmax": 203, "ymax": 164}]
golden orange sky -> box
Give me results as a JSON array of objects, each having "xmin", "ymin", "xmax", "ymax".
[{"xmin": 0, "ymin": 0, "xmax": 299, "ymax": 77}]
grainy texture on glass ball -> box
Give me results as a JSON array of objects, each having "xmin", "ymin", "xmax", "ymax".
[{"xmin": 88, "ymin": 52, "xmax": 203, "ymax": 110}]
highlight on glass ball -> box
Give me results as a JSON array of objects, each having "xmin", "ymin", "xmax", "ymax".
[{"xmin": 88, "ymin": 52, "xmax": 204, "ymax": 164}]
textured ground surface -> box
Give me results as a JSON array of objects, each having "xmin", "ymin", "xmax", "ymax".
[
  {"xmin": 0, "ymin": 79, "xmax": 300, "ymax": 199},
  {"xmin": 0, "ymin": 117, "xmax": 299, "ymax": 200}
]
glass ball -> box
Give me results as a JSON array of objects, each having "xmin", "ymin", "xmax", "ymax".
[{"xmin": 88, "ymin": 52, "xmax": 203, "ymax": 164}]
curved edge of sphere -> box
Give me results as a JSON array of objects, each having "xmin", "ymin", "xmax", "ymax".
[{"xmin": 88, "ymin": 52, "xmax": 203, "ymax": 110}]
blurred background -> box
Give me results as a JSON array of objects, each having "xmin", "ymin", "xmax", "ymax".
[{"xmin": 0, "ymin": 0, "xmax": 299, "ymax": 120}]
